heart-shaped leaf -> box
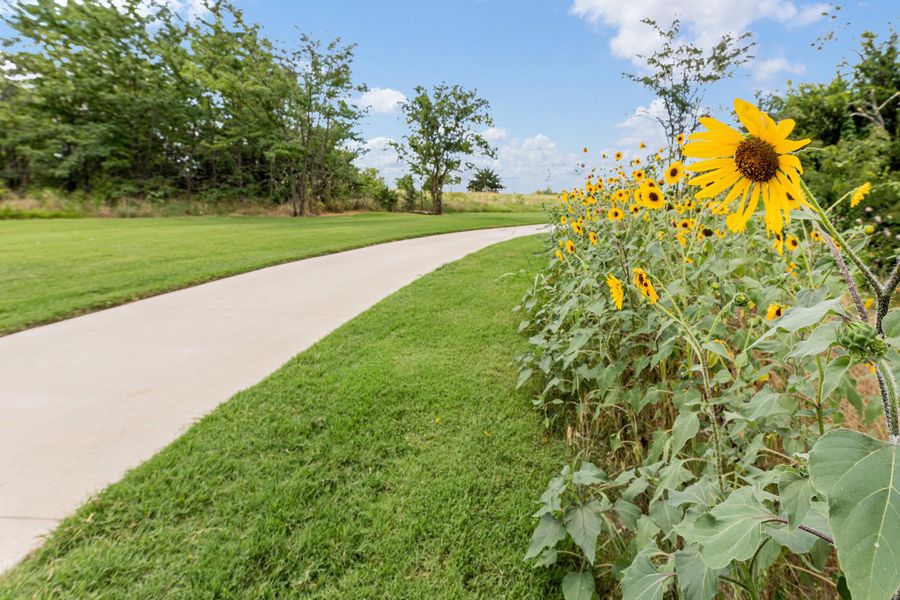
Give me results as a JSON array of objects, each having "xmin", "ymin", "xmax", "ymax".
[{"xmin": 809, "ymin": 429, "xmax": 900, "ymax": 600}]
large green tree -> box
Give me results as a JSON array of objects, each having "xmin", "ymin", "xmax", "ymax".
[{"xmin": 393, "ymin": 84, "xmax": 495, "ymax": 215}]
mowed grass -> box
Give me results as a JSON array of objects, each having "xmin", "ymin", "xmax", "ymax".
[
  {"xmin": 0, "ymin": 211, "xmax": 544, "ymax": 335},
  {"xmin": 0, "ymin": 235, "xmax": 564, "ymax": 599}
]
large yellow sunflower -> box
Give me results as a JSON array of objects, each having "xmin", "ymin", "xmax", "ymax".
[{"xmin": 683, "ymin": 98, "xmax": 810, "ymax": 236}]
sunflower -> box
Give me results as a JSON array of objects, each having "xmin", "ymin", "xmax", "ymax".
[
  {"xmin": 772, "ymin": 231, "xmax": 784, "ymax": 256},
  {"xmin": 664, "ymin": 161, "xmax": 685, "ymax": 185},
  {"xmin": 560, "ymin": 216, "xmax": 568, "ymax": 225},
  {"xmin": 715, "ymin": 229, "xmax": 726, "ymax": 239},
  {"xmin": 589, "ymin": 231, "xmax": 599, "ymax": 245},
  {"xmin": 582, "ymin": 147, "xmax": 589, "ymax": 153},
  {"xmin": 615, "ymin": 151, "xmax": 623, "ymax": 161},
  {"xmin": 683, "ymin": 98, "xmax": 811, "ymax": 235},
  {"xmin": 675, "ymin": 133, "xmax": 686, "ymax": 145},
  {"xmin": 810, "ymin": 230, "xmax": 822, "ymax": 242},
  {"xmin": 572, "ymin": 220, "xmax": 584, "ymax": 236},
  {"xmin": 786, "ymin": 234, "xmax": 799, "ymax": 252},
  {"xmin": 629, "ymin": 204, "xmax": 640, "ymax": 215},
  {"xmin": 766, "ymin": 303, "xmax": 786, "ymax": 320},
  {"xmin": 850, "ymin": 181, "xmax": 871, "ymax": 208},
  {"xmin": 639, "ymin": 184, "xmax": 665, "ymax": 209},
  {"xmin": 608, "ymin": 207, "xmax": 625, "ymax": 221},
  {"xmin": 565, "ymin": 239, "xmax": 576, "ymax": 254},
  {"xmin": 606, "ymin": 274, "xmax": 624, "ymax": 309},
  {"xmin": 639, "ymin": 142, "xmax": 647, "ymax": 149},
  {"xmin": 632, "ymin": 169, "xmax": 646, "ymax": 181},
  {"xmin": 554, "ymin": 250, "xmax": 565, "ymax": 262},
  {"xmin": 632, "ymin": 268, "xmax": 659, "ymax": 304}
]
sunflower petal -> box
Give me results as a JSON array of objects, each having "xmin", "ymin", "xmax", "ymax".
[
  {"xmin": 735, "ymin": 98, "xmax": 764, "ymax": 137},
  {"xmin": 695, "ymin": 170, "xmax": 742, "ymax": 199},
  {"xmin": 683, "ymin": 142, "xmax": 740, "ymax": 158},
  {"xmin": 685, "ymin": 158, "xmax": 735, "ymax": 173},
  {"xmin": 773, "ymin": 137, "xmax": 811, "ymax": 153}
]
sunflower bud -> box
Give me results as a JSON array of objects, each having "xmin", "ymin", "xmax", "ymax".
[
  {"xmin": 836, "ymin": 320, "xmax": 888, "ymax": 361},
  {"xmin": 711, "ymin": 282, "xmax": 720, "ymax": 291},
  {"xmin": 864, "ymin": 224, "xmax": 875, "ymax": 235},
  {"xmin": 734, "ymin": 292, "xmax": 750, "ymax": 307}
]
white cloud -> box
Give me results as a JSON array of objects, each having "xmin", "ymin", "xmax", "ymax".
[
  {"xmin": 750, "ymin": 57, "xmax": 805, "ymax": 83},
  {"xmin": 356, "ymin": 88, "xmax": 406, "ymax": 114},
  {"xmin": 352, "ymin": 136, "xmax": 406, "ymax": 182},
  {"xmin": 614, "ymin": 99, "xmax": 668, "ymax": 151},
  {"xmin": 355, "ymin": 130, "xmax": 583, "ymax": 193},
  {"xmin": 481, "ymin": 126, "xmax": 508, "ymax": 143},
  {"xmin": 569, "ymin": 0, "xmax": 829, "ymax": 64}
]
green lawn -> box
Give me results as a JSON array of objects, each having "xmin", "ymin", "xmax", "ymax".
[
  {"xmin": 0, "ymin": 235, "xmax": 565, "ymax": 599},
  {"xmin": 0, "ymin": 212, "xmax": 544, "ymax": 335}
]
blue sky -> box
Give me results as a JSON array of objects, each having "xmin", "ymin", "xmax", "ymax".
[
  {"xmin": 237, "ymin": 0, "xmax": 889, "ymax": 192},
  {"xmin": 11, "ymin": 0, "xmax": 898, "ymax": 192}
]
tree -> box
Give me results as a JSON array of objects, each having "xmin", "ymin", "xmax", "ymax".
[
  {"xmin": 623, "ymin": 18, "xmax": 754, "ymax": 156},
  {"xmin": 395, "ymin": 174, "xmax": 419, "ymax": 211},
  {"xmin": 467, "ymin": 167, "xmax": 503, "ymax": 192},
  {"xmin": 392, "ymin": 84, "xmax": 495, "ymax": 214}
]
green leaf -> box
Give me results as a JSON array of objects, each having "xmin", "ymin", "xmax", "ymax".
[
  {"xmin": 882, "ymin": 310, "xmax": 900, "ymax": 349},
  {"xmin": 740, "ymin": 389, "xmax": 795, "ymax": 423},
  {"xmin": 564, "ymin": 500, "xmax": 605, "ymax": 564},
  {"xmin": 778, "ymin": 470, "xmax": 813, "ymax": 528},
  {"xmin": 516, "ymin": 368, "xmax": 533, "ymax": 389},
  {"xmin": 671, "ymin": 412, "xmax": 700, "ymax": 456},
  {"xmin": 621, "ymin": 552, "xmax": 674, "ymax": 600},
  {"xmin": 525, "ymin": 514, "xmax": 566, "ymax": 560},
  {"xmin": 685, "ymin": 487, "xmax": 774, "ymax": 569},
  {"xmin": 572, "ymin": 461, "xmax": 609, "ymax": 486},
  {"xmin": 821, "ymin": 355, "xmax": 852, "ymax": 399},
  {"xmin": 774, "ymin": 298, "xmax": 846, "ymax": 332},
  {"xmin": 562, "ymin": 571, "xmax": 595, "ymax": 600},
  {"xmin": 788, "ymin": 322, "xmax": 838, "ymax": 358},
  {"xmin": 674, "ymin": 545, "xmax": 721, "ymax": 600},
  {"xmin": 809, "ymin": 429, "xmax": 900, "ymax": 600}
]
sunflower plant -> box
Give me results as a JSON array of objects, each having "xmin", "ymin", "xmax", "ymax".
[{"xmin": 517, "ymin": 99, "xmax": 899, "ymax": 600}]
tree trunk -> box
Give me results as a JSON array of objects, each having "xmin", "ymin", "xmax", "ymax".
[
  {"xmin": 289, "ymin": 162, "xmax": 299, "ymax": 217},
  {"xmin": 299, "ymin": 170, "xmax": 308, "ymax": 216},
  {"xmin": 432, "ymin": 177, "xmax": 442, "ymax": 215}
]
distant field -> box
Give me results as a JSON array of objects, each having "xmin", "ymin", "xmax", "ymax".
[
  {"xmin": 443, "ymin": 191, "xmax": 554, "ymax": 213},
  {"xmin": 0, "ymin": 212, "xmax": 544, "ymax": 335}
]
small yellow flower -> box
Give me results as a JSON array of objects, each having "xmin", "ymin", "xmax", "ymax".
[
  {"xmin": 632, "ymin": 268, "xmax": 659, "ymax": 304},
  {"xmin": 766, "ymin": 303, "xmax": 787, "ymax": 320},
  {"xmin": 810, "ymin": 230, "xmax": 822, "ymax": 242},
  {"xmin": 675, "ymin": 133, "xmax": 685, "ymax": 145},
  {"xmin": 588, "ymin": 231, "xmax": 599, "ymax": 245},
  {"xmin": 565, "ymin": 239, "xmax": 576, "ymax": 254},
  {"xmin": 664, "ymin": 161, "xmax": 685, "ymax": 185},
  {"xmin": 608, "ymin": 207, "xmax": 625, "ymax": 221},
  {"xmin": 554, "ymin": 250, "xmax": 565, "ymax": 262},
  {"xmin": 772, "ymin": 232, "xmax": 784, "ymax": 256},
  {"xmin": 632, "ymin": 169, "xmax": 646, "ymax": 181},
  {"xmin": 615, "ymin": 151, "xmax": 623, "ymax": 161},
  {"xmin": 560, "ymin": 216, "xmax": 568, "ymax": 225},
  {"xmin": 639, "ymin": 183, "xmax": 665, "ymax": 209},
  {"xmin": 786, "ymin": 234, "xmax": 799, "ymax": 252},
  {"xmin": 850, "ymin": 182, "xmax": 871, "ymax": 208},
  {"xmin": 865, "ymin": 297, "xmax": 875, "ymax": 309},
  {"xmin": 606, "ymin": 273, "xmax": 624, "ymax": 310},
  {"xmin": 639, "ymin": 142, "xmax": 647, "ymax": 149},
  {"xmin": 582, "ymin": 147, "xmax": 589, "ymax": 153},
  {"xmin": 864, "ymin": 224, "xmax": 875, "ymax": 234},
  {"xmin": 715, "ymin": 229, "xmax": 726, "ymax": 239}
]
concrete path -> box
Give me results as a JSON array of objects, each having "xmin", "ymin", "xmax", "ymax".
[{"xmin": 0, "ymin": 224, "xmax": 544, "ymax": 572}]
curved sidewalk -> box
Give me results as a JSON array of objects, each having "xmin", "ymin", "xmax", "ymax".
[{"xmin": 0, "ymin": 224, "xmax": 545, "ymax": 572}]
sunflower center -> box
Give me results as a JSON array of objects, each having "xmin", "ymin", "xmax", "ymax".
[{"xmin": 734, "ymin": 136, "xmax": 779, "ymax": 182}]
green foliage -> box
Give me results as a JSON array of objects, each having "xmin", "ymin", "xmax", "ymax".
[
  {"xmin": 467, "ymin": 167, "xmax": 504, "ymax": 193},
  {"xmin": 392, "ymin": 84, "xmax": 496, "ymax": 214},
  {"xmin": 395, "ymin": 174, "xmax": 420, "ymax": 211},
  {"xmin": 0, "ymin": 0, "xmax": 366, "ymax": 213}
]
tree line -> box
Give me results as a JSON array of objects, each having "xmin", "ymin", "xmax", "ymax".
[{"xmin": 0, "ymin": 0, "xmax": 501, "ymax": 217}]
